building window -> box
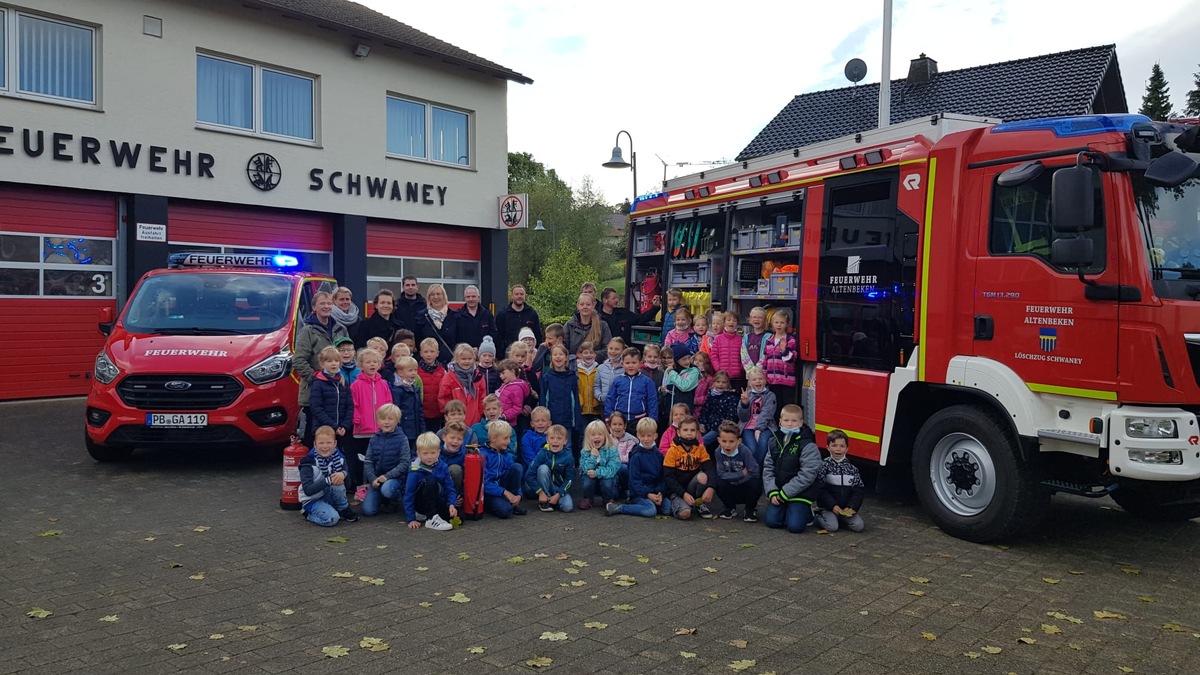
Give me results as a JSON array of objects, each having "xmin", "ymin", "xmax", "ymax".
[
  {"xmin": 196, "ymin": 53, "xmax": 316, "ymax": 142},
  {"xmin": 386, "ymin": 95, "xmax": 471, "ymax": 166},
  {"xmin": 366, "ymin": 255, "xmax": 479, "ymax": 302},
  {"xmin": 168, "ymin": 243, "xmax": 331, "ymax": 275},
  {"xmin": 0, "ymin": 233, "xmax": 115, "ymax": 297},
  {"xmin": 0, "ymin": 10, "xmax": 97, "ymax": 105}
]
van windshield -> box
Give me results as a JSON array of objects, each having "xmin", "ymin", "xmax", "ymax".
[{"xmin": 124, "ymin": 273, "xmax": 294, "ymax": 335}]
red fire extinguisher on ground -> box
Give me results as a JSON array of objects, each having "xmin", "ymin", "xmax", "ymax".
[{"xmin": 280, "ymin": 436, "xmax": 308, "ymax": 510}]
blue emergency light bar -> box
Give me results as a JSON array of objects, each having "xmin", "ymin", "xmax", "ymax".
[
  {"xmin": 168, "ymin": 252, "xmax": 299, "ymax": 269},
  {"xmin": 992, "ymin": 114, "xmax": 1151, "ymax": 138}
]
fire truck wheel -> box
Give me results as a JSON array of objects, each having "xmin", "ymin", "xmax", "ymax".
[
  {"xmin": 912, "ymin": 405, "xmax": 1046, "ymax": 542},
  {"xmin": 85, "ymin": 434, "xmax": 134, "ymax": 462},
  {"xmin": 1110, "ymin": 480, "xmax": 1200, "ymax": 522}
]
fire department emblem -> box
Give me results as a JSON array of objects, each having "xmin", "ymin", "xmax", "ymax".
[
  {"xmin": 1039, "ymin": 328, "xmax": 1057, "ymax": 352},
  {"xmin": 246, "ymin": 153, "xmax": 281, "ymax": 191}
]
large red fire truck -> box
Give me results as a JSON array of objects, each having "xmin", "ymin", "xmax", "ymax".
[
  {"xmin": 85, "ymin": 253, "xmax": 336, "ymax": 461},
  {"xmin": 626, "ymin": 112, "xmax": 1200, "ymax": 541}
]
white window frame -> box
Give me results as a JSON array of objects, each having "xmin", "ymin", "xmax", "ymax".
[
  {"xmin": 195, "ymin": 51, "xmax": 319, "ymax": 145},
  {"xmin": 385, "ymin": 94, "xmax": 473, "ymax": 168},
  {"xmin": 0, "ymin": 8, "xmax": 100, "ymax": 109},
  {"xmin": 366, "ymin": 254, "xmax": 480, "ymax": 302},
  {"xmin": 0, "ymin": 232, "xmax": 116, "ymax": 299}
]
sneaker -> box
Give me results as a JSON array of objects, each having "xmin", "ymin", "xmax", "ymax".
[
  {"xmin": 605, "ymin": 502, "xmax": 620, "ymax": 516},
  {"xmin": 512, "ymin": 505, "xmax": 528, "ymax": 516},
  {"xmin": 538, "ymin": 502, "xmax": 554, "ymax": 512},
  {"xmin": 743, "ymin": 509, "xmax": 758, "ymax": 523},
  {"xmin": 425, "ymin": 515, "xmax": 452, "ymax": 531},
  {"xmin": 414, "ymin": 512, "xmax": 428, "ymax": 522},
  {"xmin": 717, "ymin": 508, "xmax": 735, "ymax": 519},
  {"xmin": 697, "ymin": 503, "xmax": 714, "ymax": 519},
  {"xmin": 578, "ymin": 499, "xmax": 592, "ymax": 510},
  {"xmin": 338, "ymin": 509, "xmax": 359, "ymax": 523}
]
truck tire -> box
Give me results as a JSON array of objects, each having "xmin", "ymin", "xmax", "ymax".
[
  {"xmin": 85, "ymin": 434, "xmax": 134, "ymax": 462},
  {"xmin": 912, "ymin": 405, "xmax": 1047, "ymax": 542},
  {"xmin": 1110, "ymin": 480, "xmax": 1200, "ymax": 522}
]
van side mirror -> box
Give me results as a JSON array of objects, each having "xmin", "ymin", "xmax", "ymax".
[
  {"xmin": 1145, "ymin": 151, "xmax": 1199, "ymax": 188},
  {"xmin": 98, "ymin": 307, "xmax": 114, "ymax": 336},
  {"xmin": 1051, "ymin": 166, "xmax": 1098, "ymax": 233},
  {"xmin": 1051, "ymin": 237, "xmax": 1094, "ymax": 269}
]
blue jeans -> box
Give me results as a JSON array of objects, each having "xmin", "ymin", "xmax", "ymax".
[
  {"xmin": 613, "ymin": 495, "xmax": 672, "ymax": 517},
  {"xmin": 536, "ymin": 465, "xmax": 574, "ymax": 512},
  {"xmin": 580, "ymin": 473, "xmax": 617, "ymax": 502},
  {"xmin": 304, "ymin": 484, "xmax": 349, "ymax": 527},
  {"xmin": 616, "ymin": 464, "xmax": 629, "ymax": 498},
  {"xmin": 764, "ymin": 500, "xmax": 813, "ymax": 533},
  {"xmin": 361, "ymin": 477, "xmax": 404, "ymax": 516},
  {"xmin": 483, "ymin": 464, "xmax": 524, "ymax": 519},
  {"xmin": 743, "ymin": 429, "xmax": 769, "ymax": 470},
  {"xmin": 702, "ymin": 430, "xmax": 719, "ymax": 448}
]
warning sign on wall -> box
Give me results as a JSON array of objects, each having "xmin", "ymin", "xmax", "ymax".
[{"xmin": 498, "ymin": 193, "xmax": 528, "ymax": 229}]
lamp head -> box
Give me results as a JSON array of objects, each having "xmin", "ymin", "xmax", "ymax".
[
  {"xmin": 533, "ymin": 219, "xmax": 547, "ymax": 231},
  {"xmin": 603, "ymin": 146, "xmax": 631, "ymax": 169}
]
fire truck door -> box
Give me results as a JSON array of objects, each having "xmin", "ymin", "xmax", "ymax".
[{"xmin": 971, "ymin": 166, "xmax": 1118, "ymax": 400}]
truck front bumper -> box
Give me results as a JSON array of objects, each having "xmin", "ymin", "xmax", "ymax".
[{"xmin": 1107, "ymin": 407, "xmax": 1200, "ymax": 481}]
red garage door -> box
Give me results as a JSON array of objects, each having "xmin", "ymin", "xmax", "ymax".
[
  {"xmin": 0, "ymin": 186, "xmax": 118, "ymax": 400},
  {"xmin": 366, "ymin": 220, "xmax": 481, "ymax": 302},
  {"xmin": 169, "ymin": 202, "xmax": 333, "ymax": 273}
]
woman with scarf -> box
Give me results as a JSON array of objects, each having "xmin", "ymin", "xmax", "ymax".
[
  {"xmin": 331, "ymin": 287, "xmax": 362, "ymax": 345},
  {"xmin": 438, "ymin": 342, "xmax": 488, "ymax": 426},
  {"xmin": 424, "ymin": 283, "xmax": 456, "ymax": 364}
]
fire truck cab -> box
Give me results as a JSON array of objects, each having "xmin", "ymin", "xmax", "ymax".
[
  {"xmin": 628, "ymin": 113, "xmax": 1200, "ymax": 541},
  {"xmin": 85, "ymin": 252, "xmax": 336, "ymax": 461}
]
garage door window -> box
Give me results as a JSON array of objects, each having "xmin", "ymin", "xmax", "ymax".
[
  {"xmin": 0, "ymin": 232, "xmax": 114, "ymax": 297},
  {"xmin": 366, "ymin": 256, "xmax": 478, "ymax": 302}
]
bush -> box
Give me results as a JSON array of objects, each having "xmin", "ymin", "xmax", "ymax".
[{"xmin": 528, "ymin": 242, "xmax": 597, "ymax": 320}]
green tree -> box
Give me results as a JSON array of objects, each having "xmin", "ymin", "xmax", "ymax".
[
  {"xmin": 1138, "ymin": 63, "xmax": 1174, "ymax": 121},
  {"xmin": 527, "ymin": 241, "xmax": 598, "ymax": 322},
  {"xmin": 1185, "ymin": 64, "xmax": 1200, "ymax": 117}
]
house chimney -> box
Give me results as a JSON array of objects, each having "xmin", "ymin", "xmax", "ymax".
[{"xmin": 908, "ymin": 53, "xmax": 937, "ymax": 83}]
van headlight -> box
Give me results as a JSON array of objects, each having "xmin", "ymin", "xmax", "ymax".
[
  {"xmin": 1125, "ymin": 418, "xmax": 1178, "ymax": 439},
  {"xmin": 245, "ymin": 348, "xmax": 292, "ymax": 385},
  {"xmin": 94, "ymin": 352, "xmax": 120, "ymax": 385}
]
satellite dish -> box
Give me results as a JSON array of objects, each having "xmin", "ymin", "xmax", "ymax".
[{"xmin": 845, "ymin": 58, "xmax": 868, "ymax": 84}]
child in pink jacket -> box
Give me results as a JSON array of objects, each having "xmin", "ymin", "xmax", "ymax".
[
  {"xmin": 709, "ymin": 311, "xmax": 745, "ymax": 385},
  {"xmin": 348, "ymin": 347, "xmax": 392, "ymax": 500},
  {"xmin": 496, "ymin": 359, "xmax": 531, "ymax": 427}
]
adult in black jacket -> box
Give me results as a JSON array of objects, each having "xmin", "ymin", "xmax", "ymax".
[
  {"xmin": 598, "ymin": 287, "xmax": 660, "ymax": 345},
  {"xmin": 452, "ymin": 285, "xmax": 496, "ymax": 350},
  {"xmin": 394, "ymin": 276, "xmax": 429, "ymax": 343},
  {"xmin": 423, "ymin": 283, "xmax": 456, "ymax": 363},
  {"xmin": 358, "ymin": 289, "xmax": 404, "ymax": 347},
  {"xmin": 495, "ymin": 284, "xmax": 542, "ymax": 349}
]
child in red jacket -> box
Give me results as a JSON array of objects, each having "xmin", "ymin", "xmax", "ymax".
[
  {"xmin": 438, "ymin": 343, "xmax": 487, "ymax": 426},
  {"xmin": 416, "ymin": 337, "xmax": 447, "ymax": 432}
]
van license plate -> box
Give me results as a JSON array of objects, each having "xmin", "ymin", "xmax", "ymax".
[{"xmin": 146, "ymin": 413, "xmax": 208, "ymax": 428}]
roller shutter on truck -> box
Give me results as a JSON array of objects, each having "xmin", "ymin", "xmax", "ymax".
[{"xmin": 0, "ymin": 186, "xmax": 118, "ymax": 400}]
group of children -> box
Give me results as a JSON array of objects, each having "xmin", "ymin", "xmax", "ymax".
[{"xmin": 297, "ymin": 305, "xmax": 866, "ymax": 534}]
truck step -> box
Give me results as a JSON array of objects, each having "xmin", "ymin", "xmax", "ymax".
[
  {"xmin": 1037, "ymin": 428, "xmax": 1102, "ymax": 446},
  {"xmin": 1042, "ymin": 480, "xmax": 1115, "ymax": 498}
]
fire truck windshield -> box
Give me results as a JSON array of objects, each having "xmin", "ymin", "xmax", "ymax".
[{"xmin": 123, "ymin": 273, "xmax": 294, "ymax": 335}]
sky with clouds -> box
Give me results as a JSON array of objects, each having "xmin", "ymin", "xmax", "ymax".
[{"xmin": 360, "ymin": 0, "xmax": 1200, "ymax": 205}]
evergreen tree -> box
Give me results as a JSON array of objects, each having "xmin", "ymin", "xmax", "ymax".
[
  {"xmin": 1138, "ymin": 63, "xmax": 1174, "ymax": 121},
  {"xmin": 1185, "ymin": 64, "xmax": 1200, "ymax": 117}
]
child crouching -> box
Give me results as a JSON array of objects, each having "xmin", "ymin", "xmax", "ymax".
[
  {"xmin": 525, "ymin": 425, "xmax": 576, "ymax": 512},
  {"xmin": 577, "ymin": 419, "xmax": 620, "ymax": 510},
  {"xmin": 663, "ymin": 416, "xmax": 717, "ymax": 520},
  {"xmin": 762, "ymin": 404, "xmax": 823, "ymax": 533},
  {"xmin": 713, "ymin": 421, "xmax": 761, "ymax": 522},
  {"xmin": 813, "ymin": 429, "xmax": 866, "ymax": 532},
  {"xmin": 361, "ymin": 404, "xmax": 411, "ymax": 517},
  {"xmin": 482, "ymin": 420, "xmax": 527, "ymax": 519},
  {"xmin": 298, "ymin": 425, "xmax": 358, "ymax": 526},
  {"xmin": 606, "ymin": 417, "xmax": 672, "ymax": 517},
  {"xmin": 405, "ymin": 432, "xmax": 458, "ymax": 531}
]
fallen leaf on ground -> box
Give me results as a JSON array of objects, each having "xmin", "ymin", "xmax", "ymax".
[
  {"xmin": 729, "ymin": 639, "xmax": 748, "ymax": 648},
  {"xmin": 166, "ymin": 643, "xmax": 187, "ymax": 651},
  {"xmin": 1118, "ymin": 668, "xmax": 1134, "ymax": 674},
  {"xmin": 507, "ymin": 556, "xmax": 528, "ymax": 564},
  {"xmin": 703, "ymin": 566, "xmax": 718, "ymax": 573},
  {"xmin": 613, "ymin": 579, "xmax": 637, "ymax": 587},
  {"xmin": 571, "ymin": 560, "xmax": 589, "ymax": 568},
  {"xmin": 598, "ymin": 541, "xmax": 611, "ymax": 547},
  {"xmin": 995, "ymin": 544, "xmax": 1010, "ymax": 550},
  {"xmin": 815, "ymin": 529, "xmax": 829, "ymax": 534},
  {"xmin": 525, "ymin": 656, "xmax": 553, "ymax": 668},
  {"xmin": 38, "ymin": 530, "xmax": 63, "ymax": 537},
  {"xmin": 680, "ymin": 651, "xmax": 697, "ymax": 658},
  {"xmin": 539, "ymin": 593, "xmax": 553, "ymax": 599},
  {"xmin": 570, "ymin": 580, "xmax": 587, "ymax": 587},
  {"xmin": 583, "ymin": 622, "xmax": 608, "ymax": 629},
  {"xmin": 209, "ymin": 634, "xmax": 224, "ymax": 640},
  {"xmin": 921, "ymin": 632, "xmax": 937, "ymax": 641},
  {"xmin": 449, "ymin": 592, "xmax": 471, "ymax": 603},
  {"xmin": 322, "ymin": 645, "xmax": 349, "ymax": 658},
  {"xmin": 48, "ymin": 517, "xmax": 59, "ymax": 522},
  {"xmin": 418, "ymin": 602, "xmax": 433, "ymax": 608},
  {"xmin": 739, "ymin": 543, "xmax": 755, "ymax": 548},
  {"xmin": 674, "ymin": 627, "xmax": 697, "ymax": 635},
  {"xmin": 554, "ymin": 553, "xmax": 569, "ymax": 560},
  {"xmin": 1163, "ymin": 623, "xmax": 1187, "ymax": 632},
  {"xmin": 1119, "ymin": 567, "xmax": 1140, "ymax": 575},
  {"xmin": 26, "ymin": 608, "xmax": 52, "ymax": 619},
  {"xmin": 457, "ymin": 552, "xmax": 471, "ymax": 560},
  {"xmin": 189, "ymin": 573, "xmax": 205, "ymax": 580},
  {"xmin": 1138, "ymin": 596, "xmax": 1155, "ymax": 603},
  {"xmin": 467, "ymin": 646, "xmax": 486, "ymax": 654},
  {"xmin": 331, "ymin": 572, "xmax": 354, "ymax": 578},
  {"xmin": 612, "ymin": 604, "xmax": 635, "ymax": 611},
  {"xmin": 1093, "ymin": 610, "xmax": 1127, "ymax": 620},
  {"xmin": 281, "ymin": 609, "xmax": 295, "ymax": 615},
  {"xmin": 963, "ymin": 651, "xmax": 981, "ymax": 659},
  {"xmin": 1046, "ymin": 611, "xmax": 1084, "ymax": 624},
  {"xmin": 98, "ymin": 615, "xmax": 119, "ymax": 622},
  {"xmin": 193, "ymin": 526, "xmax": 210, "ymax": 532},
  {"xmin": 376, "ymin": 545, "xmax": 387, "ymax": 549},
  {"xmin": 981, "ymin": 646, "xmax": 1002, "ymax": 654},
  {"xmin": 1017, "ymin": 637, "xmax": 1037, "ymax": 645},
  {"xmin": 859, "ymin": 611, "xmax": 869, "ymax": 615},
  {"xmin": 728, "ymin": 659, "xmax": 756, "ymax": 671},
  {"xmin": 540, "ymin": 631, "xmax": 568, "ymax": 641},
  {"xmin": 533, "ymin": 553, "xmax": 549, "ymax": 558},
  {"xmin": 637, "ymin": 556, "xmax": 650, "ymax": 563},
  {"xmin": 1068, "ymin": 570, "xmax": 1085, "ymax": 575},
  {"xmin": 709, "ymin": 594, "xmax": 720, "ymax": 599},
  {"xmin": 565, "ymin": 568, "xmax": 580, "ymax": 575},
  {"xmin": 413, "ymin": 553, "xmax": 424, "ymax": 558},
  {"xmin": 1043, "ymin": 578, "xmax": 1060, "ymax": 585},
  {"xmin": 169, "ymin": 563, "xmax": 183, "ymax": 569},
  {"xmin": 909, "ymin": 576, "xmax": 930, "ymax": 584},
  {"xmin": 908, "ymin": 590, "xmax": 926, "ymax": 597},
  {"xmin": 598, "ymin": 569, "xmax": 617, "ymax": 578},
  {"xmin": 1067, "ymin": 643, "xmax": 1082, "ymax": 650},
  {"xmin": 143, "ymin": 537, "xmax": 156, "ymax": 541},
  {"xmin": 1041, "ymin": 624, "xmax": 1062, "ymax": 635},
  {"xmin": 360, "ymin": 637, "xmax": 390, "ymax": 652},
  {"xmin": 326, "ymin": 536, "xmax": 348, "ymax": 544},
  {"xmin": 238, "ymin": 625, "xmax": 258, "ymax": 632}
]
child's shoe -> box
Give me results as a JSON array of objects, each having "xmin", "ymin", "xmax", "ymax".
[
  {"xmin": 717, "ymin": 508, "xmax": 735, "ymax": 519},
  {"xmin": 538, "ymin": 502, "xmax": 554, "ymax": 512},
  {"xmin": 696, "ymin": 503, "xmax": 714, "ymax": 519},
  {"xmin": 425, "ymin": 515, "xmax": 452, "ymax": 531},
  {"xmin": 338, "ymin": 509, "xmax": 359, "ymax": 523},
  {"xmin": 354, "ymin": 485, "xmax": 368, "ymax": 502},
  {"xmin": 604, "ymin": 502, "xmax": 620, "ymax": 516},
  {"xmin": 512, "ymin": 504, "xmax": 528, "ymax": 516},
  {"xmin": 743, "ymin": 509, "xmax": 758, "ymax": 523},
  {"xmin": 578, "ymin": 499, "xmax": 591, "ymax": 510}
]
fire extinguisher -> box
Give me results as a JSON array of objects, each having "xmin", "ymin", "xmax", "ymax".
[{"xmin": 280, "ymin": 435, "xmax": 308, "ymax": 510}]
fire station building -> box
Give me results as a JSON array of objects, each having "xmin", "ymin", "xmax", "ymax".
[{"xmin": 0, "ymin": 0, "xmax": 531, "ymax": 399}]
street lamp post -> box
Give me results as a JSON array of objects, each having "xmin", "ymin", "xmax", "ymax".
[{"xmin": 602, "ymin": 130, "xmax": 637, "ymax": 202}]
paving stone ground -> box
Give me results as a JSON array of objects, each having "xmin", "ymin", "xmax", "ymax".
[{"xmin": 2, "ymin": 398, "xmax": 1199, "ymax": 674}]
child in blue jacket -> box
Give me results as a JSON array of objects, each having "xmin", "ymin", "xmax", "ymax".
[
  {"xmin": 524, "ymin": 425, "xmax": 576, "ymax": 512},
  {"xmin": 361, "ymin": 404, "xmax": 411, "ymax": 517},
  {"xmin": 439, "ymin": 421, "xmax": 468, "ymax": 501},
  {"xmin": 604, "ymin": 347, "xmax": 658, "ymax": 423},
  {"xmin": 540, "ymin": 345, "xmax": 583, "ymax": 451},
  {"xmin": 390, "ymin": 356, "xmax": 426, "ymax": 445},
  {"xmin": 310, "ymin": 347, "xmax": 353, "ymax": 438},
  {"xmin": 404, "ymin": 432, "xmax": 458, "ymax": 531},
  {"xmin": 520, "ymin": 407, "xmax": 552, "ymax": 495},
  {"xmin": 606, "ymin": 417, "xmax": 672, "ymax": 517},
  {"xmin": 481, "ymin": 420, "xmax": 526, "ymax": 519},
  {"xmin": 471, "ymin": 395, "xmax": 518, "ymax": 455}
]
